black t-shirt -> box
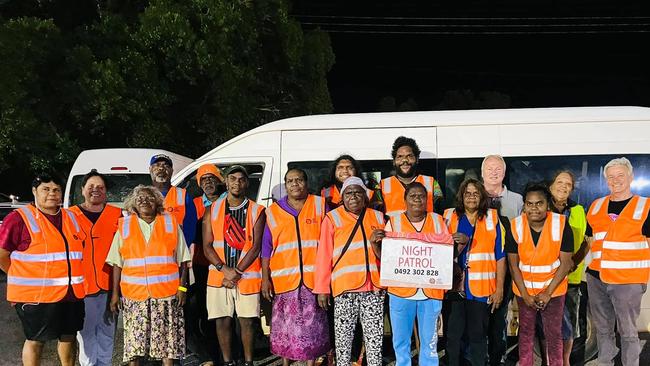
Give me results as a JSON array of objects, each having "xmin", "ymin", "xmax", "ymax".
[
  {"xmin": 505, "ymin": 219, "xmax": 574, "ymax": 254},
  {"xmin": 585, "ymin": 196, "xmax": 650, "ymax": 279},
  {"xmin": 585, "ymin": 197, "xmax": 650, "ymax": 237},
  {"xmin": 76, "ymin": 205, "xmax": 102, "ymax": 224}
]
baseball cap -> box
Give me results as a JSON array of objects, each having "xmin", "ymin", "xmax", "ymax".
[
  {"xmin": 149, "ymin": 154, "xmax": 173, "ymax": 167},
  {"xmin": 196, "ymin": 164, "xmax": 224, "ymax": 184},
  {"xmin": 224, "ymin": 165, "xmax": 249, "ymax": 178}
]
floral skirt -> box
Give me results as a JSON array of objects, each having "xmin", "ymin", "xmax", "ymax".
[
  {"xmin": 122, "ymin": 297, "xmax": 185, "ymax": 362},
  {"xmin": 270, "ymin": 285, "xmax": 330, "ymax": 360}
]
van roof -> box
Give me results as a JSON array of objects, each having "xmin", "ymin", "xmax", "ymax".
[
  {"xmin": 70, "ymin": 148, "xmax": 193, "ymax": 174},
  {"xmin": 197, "ymin": 106, "xmax": 650, "ymax": 161}
]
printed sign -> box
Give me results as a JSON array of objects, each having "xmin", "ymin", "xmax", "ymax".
[{"xmin": 380, "ymin": 234, "xmax": 453, "ymax": 289}]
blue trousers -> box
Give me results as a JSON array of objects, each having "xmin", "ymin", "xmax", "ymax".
[{"xmin": 389, "ymin": 294, "xmax": 443, "ymax": 366}]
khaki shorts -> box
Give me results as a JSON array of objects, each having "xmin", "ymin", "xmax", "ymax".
[{"xmin": 206, "ymin": 286, "xmax": 260, "ymax": 319}]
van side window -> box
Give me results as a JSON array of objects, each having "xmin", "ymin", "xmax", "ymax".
[
  {"xmin": 287, "ymin": 159, "xmax": 439, "ymax": 195},
  {"xmin": 438, "ymin": 154, "xmax": 650, "ymax": 211},
  {"xmin": 178, "ymin": 163, "xmax": 265, "ymax": 202}
]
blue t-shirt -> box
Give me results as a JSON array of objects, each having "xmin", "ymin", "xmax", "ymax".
[
  {"xmin": 161, "ymin": 188, "xmax": 197, "ymax": 247},
  {"xmin": 456, "ymin": 214, "xmax": 504, "ymax": 302}
]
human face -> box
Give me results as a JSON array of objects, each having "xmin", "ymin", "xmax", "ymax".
[
  {"xmin": 524, "ymin": 191, "xmax": 549, "ymax": 223},
  {"xmin": 550, "ymin": 173, "xmax": 573, "ymax": 203},
  {"xmin": 394, "ymin": 146, "xmax": 417, "ymax": 178},
  {"xmin": 135, "ymin": 192, "xmax": 157, "ymax": 217},
  {"xmin": 149, "ymin": 161, "xmax": 173, "ymax": 184},
  {"xmin": 462, "ymin": 183, "xmax": 481, "ymax": 212},
  {"xmin": 82, "ymin": 176, "xmax": 107, "ymax": 206},
  {"xmin": 32, "ymin": 182, "xmax": 62, "ymax": 211},
  {"xmin": 335, "ymin": 159, "xmax": 356, "ymax": 184},
  {"xmin": 285, "ymin": 170, "xmax": 308, "ymax": 200},
  {"xmin": 482, "ymin": 157, "xmax": 505, "ymax": 187},
  {"xmin": 226, "ymin": 172, "xmax": 248, "ymax": 197},
  {"xmin": 405, "ymin": 186, "xmax": 427, "ymax": 217},
  {"xmin": 200, "ymin": 174, "xmax": 219, "ymax": 196},
  {"xmin": 342, "ymin": 185, "xmax": 367, "ymax": 214},
  {"xmin": 605, "ymin": 165, "xmax": 633, "ymax": 197}
]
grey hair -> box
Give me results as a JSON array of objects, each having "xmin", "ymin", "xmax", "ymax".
[
  {"xmin": 481, "ymin": 154, "xmax": 506, "ymax": 172},
  {"xmin": 603, "ymin": 157, "xmax": 634, "ymax": 178},
  {"xmin": 124, "ymin": 185, "xmax": 165, "ymax": 215}
]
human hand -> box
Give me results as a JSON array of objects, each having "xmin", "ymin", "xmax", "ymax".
[
  {"xmin": 534, "ymin": 292, "xmax": 551, "ymax": 310},
  {"xmin": 109, "ymin": 293, "xmax": 122, "ymax": 314},
  {"xmin": 262, "ymin": 277, "xmax": 274, "ymax": 302},
  {"xmin": 222, "ymin": 266, "xmax": 242, "ymax": 282},
  {"xmin": 452, "ymin": 232, "xmax": 470, "ymax": 245},
  {"xmin": 317, "ymin": 294, "xmax": 331, "ymax": 310},
  {"xmin": 522, "ymin": 294, "xmax": 537, "ymax": 309},
  {"xmin": 176, "ymin": 290, "xmax": 187, "ymax": 307},
  {"xmin": 370, "ymin": 229, "xmax": 385, "ymax": 245},
  {"xmin": 488, "ymin": 287, "xmax": 504, "ymax": 313}
]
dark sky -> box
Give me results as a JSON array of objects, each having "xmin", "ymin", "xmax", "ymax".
[{"xmin": 291, "ymin": 1, "xmax": 650, "ymax": 113}]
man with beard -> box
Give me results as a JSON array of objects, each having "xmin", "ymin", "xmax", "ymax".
[
  {"xmin": 380, "ymin": 136, "xmax": 443, "ymax": 217},
  {"xmin": 149, "ymin": 154, "xmax": 197, "ymax": 248}
]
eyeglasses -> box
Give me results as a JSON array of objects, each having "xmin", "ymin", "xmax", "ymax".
[{"xmin": 136, "ymin": 196, "xmax": 156, "ymax": 204}]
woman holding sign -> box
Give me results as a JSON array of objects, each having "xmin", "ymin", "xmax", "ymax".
[
  {"xmin": 314, "ymin": 176, "xmax": 385, "ymax": 366},
  {"xmin": 383, "ymin": 182, "xmax": 451, "ymax": 366},
  {"xmin": 505, "ymin": 183, "xmax": 573, "ymax": 366},
  {"xmin": 443, "ymin": 179, "xmax": 506, "ymax": 366}
]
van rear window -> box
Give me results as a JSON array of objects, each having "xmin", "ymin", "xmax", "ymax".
[{"xmin": 69, "ymin": 174, "xmax": 152, "ymax": 207}]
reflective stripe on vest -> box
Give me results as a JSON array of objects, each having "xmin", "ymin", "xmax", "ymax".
[
  {"xmin": 591, "ymin": 197, "xmax": 606, "ymax": 215},
  {"xmin": 122, "ymin": 273, "xmax": 179, "ymax": 286},
  {"xmin": 515, "ymin": 216, "xmax": 524, "ymax": 244},
  {"xmin": 271, "ymin": 265, "xmax": 315, "ymax": 278},
  {"xmin": 422, "ymin": 176, "xmax": 433, "ymax": 192},
  {"xmin": 519, "ymin": 259, "xmax": 561, "ymax": 273},
  {"xmin": 19, "ymin": 207, "xmax": 40, "ymax": 233},
  {"xmin": 274, "ymin": 240, "xmax": 318, "ymax": 255},
  {"xmin": 10, "ymin": 251, "xmax": 83, "ymax": 262},
  {"xmin": 330, "ymin": 209, "xmax": 342, "ymax": 227},
  {"xmin": 123, "ymin": 255, "xmax": 176, "ymax": 267},
  {"xmin": 8, "ymin": 275, "xmax": 84, "ymax": 286},
  {"xmin": 332, "ymin": 263, "xmax": 379, "ymax": 281}
]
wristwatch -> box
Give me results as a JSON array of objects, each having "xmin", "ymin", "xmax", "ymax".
[{"xmin": 216, "ymin": 263, "xmax": 224, "ymax": 271}]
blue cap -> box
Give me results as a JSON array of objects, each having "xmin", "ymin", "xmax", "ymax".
[{"xmin": 149, "ymin": 154, "xmax": 173, "ymax": 167}]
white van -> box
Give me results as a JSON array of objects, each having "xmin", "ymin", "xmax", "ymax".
[
  {"xmin": 65, "ymin": 148, "xmax": 193, "ymax": 208},
  {"xmin": 172, "ymin": 106, "xmax": 650, "ymax": 358}
]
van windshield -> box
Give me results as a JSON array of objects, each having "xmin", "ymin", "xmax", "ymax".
[{"xmin": 69, "ymin": 174, "xmax": 152, "ymax": 208}]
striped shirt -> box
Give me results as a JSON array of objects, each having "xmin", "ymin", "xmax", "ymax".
[{"xmin": 224, "ymin": 198, "xmax": 249, "ymax": 268}]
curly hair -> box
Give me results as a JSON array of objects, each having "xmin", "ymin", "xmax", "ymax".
[
  {"xmin": 124, "ymin": 185, "xmax": 165, "ymax": 216},
  {"xmin": 522, "ymin": 182, "xmax": 553, "ymax": 207},
  {"xmin": 391, "ymin": 136, "xmax": 421, "ymax": 160}
]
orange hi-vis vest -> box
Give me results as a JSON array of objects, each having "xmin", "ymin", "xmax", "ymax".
[
  {"xmin": 118, "ymin": 213, "xmax": 180, "ymax": 301},
  {"xmin": 327, "ymin": 206, "xmax": 385, "ymax": 297},
  {"xmin": 164, "ymin": 187, "xmax": 186, "ymax": 225},
  {"xmin": 586, "ymin": 195, "xmax": 650, "ymax": 284},
  {"xmin": 207, "ymin": 197, "xmax": 264, "ymax": 294},
  {"xmin": 69, "ymin": 204, "xmax": 122, "ymax": 295},
  {"xmin": 511, "ymin": 212, "xmax": 568, "ymax": 297},
  {"xmin": 321, "ymin": 184, "xmax": 374, "ymax": 208},
  {"xmin": 444, "ymin": 208, "xmax": 500, "ymax": 297},
  {"xmin": 380, "ymin": 175, "xmax": 436, "ymax": 217},
  {"xmin": 7, "ymin": 205, "xmax": 86, "ymax": 303},
  {"xmin": 388, "ymin": 212, "xmax": 448, "ymax": 299},
  {"xmin": 266, "ymin": 195, "xmax": 326, "ymax": 294},
  {"xmin": 194, "ymin": 196, "xmax": 206, "ymax": 220}
]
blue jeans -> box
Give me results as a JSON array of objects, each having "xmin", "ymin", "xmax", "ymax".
[{"xmin": 389, "ymin": 294, "xmax": 442, "ymax": 366}]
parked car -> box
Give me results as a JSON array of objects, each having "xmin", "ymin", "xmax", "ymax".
[{"xmin": 0, "ymin": 193, "xmax": 29, "ymax": 225}]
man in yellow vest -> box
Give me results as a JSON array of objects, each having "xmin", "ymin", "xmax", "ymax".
[
  {"xmin": 149, "ymin": 154, "xmax": 197, "ymax": 250},
  {"xmin": 585, "ymin": 158, "xmax": 650, "ymax": 366},
  {"xmin": 203, "ymin": 165, "xmax": 267, "ymax": 366},
  {"xmin": 0, "ymin": 174, "xmax": 86, "ymax": 366},
  {"xmin": 380, "ymin": 136, "xmax": 443, "ymax": 217}
]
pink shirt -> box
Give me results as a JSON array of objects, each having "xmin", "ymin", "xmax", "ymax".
[{"xmin": 313, "ymin": 213, "xmax": 380, "ymax": 295}]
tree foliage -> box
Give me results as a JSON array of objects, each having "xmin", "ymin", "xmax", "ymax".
[{"xmin": 0, "ymin": 0, "xmax": 334, "ymax": 191}]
